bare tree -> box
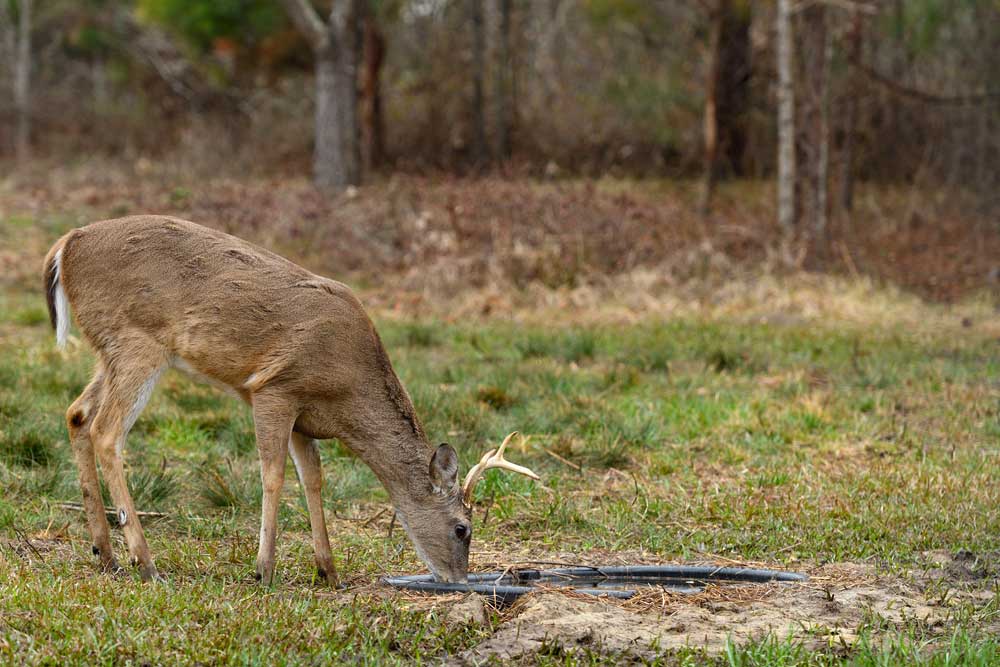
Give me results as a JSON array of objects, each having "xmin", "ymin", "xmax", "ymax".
[
  {"xmin": 700, "ymin": 0, "xmax": 751, "ymax": 215},
  {"xmin": 0, "ymin": 3, "xmax": 13, "ymax": 156},
  {"xmin": 360, "ymin": 7, "xmax": 385, "ymax": 173},
  {"xmin": 13, "ymin": 0, "xmax": 32, "ymax": 162},
  {"xmin": 0, "ymin": 3, "xmax": 12, "ymax": 79},
  {"xmin": 494, "ymin": 0, "xmax": 512, "ymax": 161},
  {"xmin": 470, "ymin": 0, "xmax": 487, "ymax": 164},
  {"xmin": 776, "ymin": 0, "xmax": 795, "ymax": 234},
  {"xmin": 815, "ymin": 21, "xmax": 832, "ymax": 240},
  {"xmin": 699, "ymin": 0, "xmax": 723, "ymax": 215},
  {"xmin": 281, "ymin": 0, "xmax": 362, "ymax": 190},
  {"xmin": 839, "ymin": 11, "xmax": 863, "ymax": 213},
  {"xmin": 530, "ymin": 0, "xmax": 566, "ymax": 108},
  {"xmin": 800, "ymin": 5, "xmax": 831, "ymax": 240}
]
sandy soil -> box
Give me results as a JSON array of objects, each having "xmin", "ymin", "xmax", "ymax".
[{"xmin": 441, "ymin": 551, "xmax": 998, "ymax": 663}]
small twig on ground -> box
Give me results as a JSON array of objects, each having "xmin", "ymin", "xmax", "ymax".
[
  {"xmin": 504, "ymin": 559, "xmax": 597, "ymax": 569},
  {"xmin": 12, "ymin": 527, "xmax": 43, "ymax": 561},
  {"xmin": 538, "ymin": 446, "xmax": 581, "ymax": 471},
  {"xmin": 57, "ymin": 502, "xmax": 167, "ymax": 519},
  {"xmin": 694, "ymin": 552, "xmax": 761, "ymax": 567},
  {"xmin": 362, "ymin": 507, "xmax": 389, "ymax": 528},
  {"xmin": 630, "ymin": 471, "xmax": 644, "ymax": 507},
  {"xmin": 776, "ymin": 539, "xmax": 803, "ymax": 554}
]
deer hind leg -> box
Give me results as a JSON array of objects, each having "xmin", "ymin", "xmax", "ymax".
[
  {"xmin": 90, "ymin": 347, "xmax": 166, "ymax": 581},
  {"xmin": 289, "ymin": 432, "xmax": 337, "ymax": 586},
  {"xmin": 66, "ymin": 368, "xmax": 118, "ymax": 572},
  {"xmin": 251, "ymin": 393, "xmax": 296, "ymax": 585}
]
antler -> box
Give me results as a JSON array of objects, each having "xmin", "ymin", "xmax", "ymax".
[{"xmin": 462, "ymin": 431, "xmax": 540, "ymax": 507}]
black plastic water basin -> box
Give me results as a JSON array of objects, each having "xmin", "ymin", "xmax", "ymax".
[{"xmin": 383, "ymin": 565, "xmax": 808, "ymax": 605}]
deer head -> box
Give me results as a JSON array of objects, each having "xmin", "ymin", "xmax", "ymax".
[{"xmin": 395, "ymin": 432, "xmax": 540, "ymax": 583}]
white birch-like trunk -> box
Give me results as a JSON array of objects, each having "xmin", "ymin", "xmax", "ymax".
[
  {"xmin": 282, "ymin": 0, "xmax": 360, "ymax": 190},
  {"xmin": 776, "ymin": 0, "xmax": 795, "ymax": 234},
  {"xmin": 314, "ymin": 51, "xmax": 341, "ymax": 189},
  {"xmin": 315, "ymin": 39, "xmax": 359, "ymax": 188},
  {"xmin": 334, "ymin": 4, "xmax": 360, "ymax": 187}
]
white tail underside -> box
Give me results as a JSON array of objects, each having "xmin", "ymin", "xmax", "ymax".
[{"xmin": 53, "ymin": 249, "xmax": 71, "ymax": 348}]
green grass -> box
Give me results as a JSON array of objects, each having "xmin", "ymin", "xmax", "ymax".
[
  {"xmin": 525, "ymin": 631, "xmax": 1000, "ymax": 666},
  {"xmin": 0, "ymin": 225, "xmax": 998, "ymax": 663}
]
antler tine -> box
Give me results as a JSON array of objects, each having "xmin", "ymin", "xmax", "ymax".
[{"xmin": 462, "ymin": 431, "xmax": 541, "ymax": 506}]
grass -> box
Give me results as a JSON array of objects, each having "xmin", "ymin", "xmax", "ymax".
[{"xmin": 0, "ymin": 218, "xmax": 998, "ymax": 664}]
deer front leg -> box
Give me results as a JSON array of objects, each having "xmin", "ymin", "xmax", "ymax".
[
  {"xmin": 289, "ymin": 432, "xmax": 337, "ymax": 586},
  {"xmin": 252, "ymin": 394, "xmax": 296, "ymax": 585}
]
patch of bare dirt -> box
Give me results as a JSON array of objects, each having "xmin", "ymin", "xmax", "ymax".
[
  {"xmin": 919, "ymin": 549, "xmax": 1000, "ymax": 585},
  {"xmin": 444, "ymin": 556, "xmax": 999, "ymax": 663}
]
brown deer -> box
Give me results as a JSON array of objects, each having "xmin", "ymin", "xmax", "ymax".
[{"xmin": 43, "ymin": 216, "xmax": 539, "ymax": 585}]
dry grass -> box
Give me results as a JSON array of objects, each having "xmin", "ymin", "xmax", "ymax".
[{"xmin": 2, "ymin": 161, "xmax": 998, "ymax": 303}]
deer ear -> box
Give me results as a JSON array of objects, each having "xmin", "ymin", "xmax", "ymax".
[{"xmin": 429, "ymin": 443, "xmax": 459, "ymax": 494}]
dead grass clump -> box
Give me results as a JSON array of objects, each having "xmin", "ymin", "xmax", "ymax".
[{"xmin": 6, "ymin": 165, "xmax": 998, "ymax": 302}]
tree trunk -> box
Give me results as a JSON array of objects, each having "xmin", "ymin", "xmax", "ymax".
[
  {"xmin": 494, "ymin": 0, "xmax": 512, "ymax": 161},
  {"xmin": 315, "ymin": 50, "xmax": 340, "ymax": 189},
  {"xmin": 360, "ymin": 12, "xmax": 385, "ymax": 173},
  {"xmin": 281, "ymin": 0, "xmax": 361, "ymax": 190},
  {"xmin": 470, "ymin": 0, "xmax": 487, "ymax": 164},
  {"xmin": 795, "ymin": 5, "xmax": 831, "ymax": 242},
  {"xmin": 800, "ymin": 7, "xmax": 831, "ymax": 242},
  {"xmin": 0, "ymin": 2, "xmax": 14, "ymax": 103},
  {"xmin": 815, "ymin": 24, "xmax": 831, "ymax": 241},
  {"xmin": 336, "ymin": 3, "xmax": 361, "ymax": 187},
  {"xmin": 14, "ymin": 0, "xmax": 31, "ymax": 163},
  {"xmin": 700, "ymin": 0, "xmax": 751, "ymax": 215},
  {"xmin": 531, "ymin": 0, "xmax": 563, "ymax": 108},
  {"xmin": 717, "ymin": 0, "xmax": 751, "ymax": 176},
  {"xmin": 839, "ymin": 12, "xmax": 863, "ymax": 213},
  {"xmin": 699, "ymin": 1, "xmax": 723, "ymax": 216},
  {"xmin": 315, "ymin": 41, "xmax": 359, "ymax": 188},
  {"xmin": 776, "ymin": 0, "xmax": 795, "ymax": 234}
]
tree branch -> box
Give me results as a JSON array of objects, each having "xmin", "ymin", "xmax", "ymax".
[
  {"xmin": 329, "ymin": 0, "xmax": 362, "ymax": 34},
  {"xmin": 281, "ymin": 0, "xmax": 328, "ymax": 52},
  {"xmin": 848, "ymin": 56, "xmax": 1000, "ymax": 107}
]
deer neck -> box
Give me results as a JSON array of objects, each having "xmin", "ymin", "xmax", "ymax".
[
  {"xmin": 330, "ymin": 377, "xmax": 434, "ymax": 507},
  {"xmin": 352, "ymin": 428, "xmax": 433, "ymax": 504}
]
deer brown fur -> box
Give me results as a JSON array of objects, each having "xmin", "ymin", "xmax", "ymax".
[{"xmin": 42, "ymin": 215, "xmax": 505, "ymax": 584}]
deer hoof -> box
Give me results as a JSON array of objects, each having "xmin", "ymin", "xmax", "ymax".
[
  {"xmin": 315, "ymin": 565, "xmax": 339, "ymax": 588},
  {"xmin": 255, "ymin": 561, "xmax": 275, "ymax": 586}
]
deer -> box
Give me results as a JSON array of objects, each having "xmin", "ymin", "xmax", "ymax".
[{"xmin": 43, "ymin": 215, "xmax": 540, "ymax": 585}]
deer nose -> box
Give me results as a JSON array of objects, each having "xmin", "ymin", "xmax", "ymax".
[{"xmin": 436, "ymin": 571, "xmax": 468, "ymax": 584}]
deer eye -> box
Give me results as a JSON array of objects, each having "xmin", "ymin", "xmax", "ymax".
[{"xmin": 454, "ymin": 524, "xmax": 469, "ymax": 540}]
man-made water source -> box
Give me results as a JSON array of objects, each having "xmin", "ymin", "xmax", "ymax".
[{"xmin": 384, "ymin": 565, "xmax": 808, "ymax": 605}]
